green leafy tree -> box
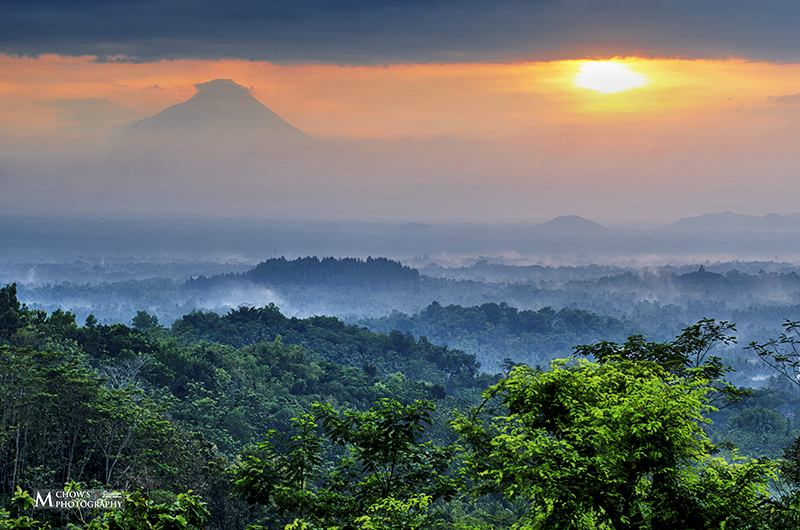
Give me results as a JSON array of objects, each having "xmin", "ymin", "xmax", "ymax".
[
  {"xmin": 0, "ymin": 487, "xmax": 50, "ymax": 530},
  {"xmin": 235, "ymin": 399, "xmax": 457, "ymax": 530},
  {"xmin": 132, "ymin": 312, "xmax": 161, "ymax": 332},
  {"xmin": 354, "ymin": 494, "xmax": 432, "ymax": 530},
  {"xmin": 574, "ymin": 318, "xmax": 750, "ymax": 407},
  {"xmin": 85, "ymin": 490, "xmax": 209, "ymax": 530},
  {"xmin": 748, "ymin": 321, "xmax": 800, "ymax": 501},
  {"xmin": 0, "ymin": 284, "xmax": 24, "ymax": 343},
  {"xmin": 748, "ymin": 319, "xmax": 800, "ymax": 390},
  {"xmin": 723, "ymin": 406, "xmax": 795, "ymax": 459},
  {"xmin": 454, "ymin": 357, "xmax": 783, "ymax": 530}
]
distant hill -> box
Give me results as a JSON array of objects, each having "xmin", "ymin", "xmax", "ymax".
[
  {"xmin": 185, "ymin": 256, "xmax": 420, "ymax": 290},
  {"xmin": 670, "ymin": 212, "xmax": 800, "ymax": 232},
  {"xmin": 532, "ymin": 215, "xmax": 610, "ymax": 235}
]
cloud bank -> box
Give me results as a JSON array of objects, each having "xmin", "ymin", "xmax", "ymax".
[{"xmin": 2, "ymin": 1, "xmax": 800, "ymax": 64}]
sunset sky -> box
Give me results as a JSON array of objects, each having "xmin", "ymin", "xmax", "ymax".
[{"xmin": 1, "ymin": 1, "xmax": 799, "ymax": 225}]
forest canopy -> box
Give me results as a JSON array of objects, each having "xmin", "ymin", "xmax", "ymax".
[{"xmin": 2, "ymin": 283, "xmax": 800, "ymax": 530}]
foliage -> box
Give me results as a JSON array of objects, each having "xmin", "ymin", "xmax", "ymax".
[
  {"xmin": 0, "ymin": 284, "xmax": 24, "ymax": 343},
  {"xmin": 132, "ymin": 312, "xmax": 162, "ymax": 332},
  {"xmin": 455, "ymin": 361, "xmax": 709, "ymax": 529},
  {"xmin": 0, "ymin": 344, "xmax": 223, "ymax": 495},
  {"xmin": 235, "ymin": 399, "xmax": 457, "ymax": 530},
  {"xmin": 171, "ymin": 307, "xmax": 486, "ymax": 397},
  {"xmin": 359, "ymin": 302, "xmax": 637, "ymax": 371},
  {"xmin": 85, "ymin": 490, "xmax": 209, "ymax": 530},
  {"xmin": 575, "ymin": 318, "xmax": 751, "ymax": 407},
  {"xmin": 0, "ymin": 487, "xmax": 50, "ymax": 530},
  {"xmin": 748, "ymin": 319, "xmax": 800, "ymax": 390},
  {"xmin": 354, "ymin": 494, "xmax": 432, "ymax": 530},
  {"xmin": 720, "ymin": 406, "xmax": 796, "ymax": 459},
  {"xmin": 454, "ymin": 355, "xmax": 787, "ymax": 530},
  {"xmin": 6, "ymin": 278, "xmax": 800, "ymax": 530},
  {"xmin": 748, "ymin": 321, "xmax": 800, "ymax": 501}
]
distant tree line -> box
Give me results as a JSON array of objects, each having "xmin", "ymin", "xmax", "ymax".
[
  {"xmin": 358, "ymin": 301, "xmax": 639, "ymax": 369},
  {"xmin": 185, "ymin": 256, "xmax": 419, "ymax": 290}
]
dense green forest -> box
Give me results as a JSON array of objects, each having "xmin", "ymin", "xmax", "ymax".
[
  {"xmin": 357, "ymin": 302, "xmax": 639, "ymax": 370},
  {"xmin": 3, "ymin": 281, "xmax": 800, "ymax": 529}
]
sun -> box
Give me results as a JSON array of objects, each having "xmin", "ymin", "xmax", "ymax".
[{"xmin": 574, "ymin": 61, "xmax": 649, "ymax": 94}]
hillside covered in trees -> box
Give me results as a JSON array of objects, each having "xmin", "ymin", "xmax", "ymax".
[
  {"xmin": 3, "ymin": 282, "xmax": 800, "ymax": 529},
  {"xmin": 357, "ymin": 301, "xmax": 638, "ymax": 370},
  {"xmin": 186, "ymin": 256, "xmax": 420, "ymax": 290}
]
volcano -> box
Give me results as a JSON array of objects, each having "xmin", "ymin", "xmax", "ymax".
[
  {"xmin": 129, "ymin": 79, "xmax": 308, "ymax": 142},
  {"xmin": 115, "ymin": 79, "xmax": 320, "ymax": 180}
]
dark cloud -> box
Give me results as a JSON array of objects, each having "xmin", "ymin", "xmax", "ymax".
[{"xmin": 1, "ymin": 0, "xmax": 799, "ymax": 63}]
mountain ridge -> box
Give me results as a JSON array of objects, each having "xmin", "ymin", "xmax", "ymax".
[{"xmin": 670, "ymin": 212, "xmax": 800, "ymax": 231}]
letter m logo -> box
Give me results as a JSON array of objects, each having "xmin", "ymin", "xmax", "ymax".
[{"xmin": 34, "ymin": 491, "xmax": 52, "ymax": 508}]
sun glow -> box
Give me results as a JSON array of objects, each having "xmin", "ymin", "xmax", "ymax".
[{"xmin": 574, "ymin": 61, "xmax": 650, "ymax": 94}]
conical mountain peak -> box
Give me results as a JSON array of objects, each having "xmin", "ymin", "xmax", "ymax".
[{"xmin": 130, "ymin": 79, "xmax": 307, "ymax": 139}]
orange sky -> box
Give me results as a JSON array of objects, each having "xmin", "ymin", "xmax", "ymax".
[
  {"xmin": 2, "ymin": 54, "xmax": 799, "ymax": 143},
  {"xmin": 1, "ymin": 53, "xmax": 798, "ymax": 223}
]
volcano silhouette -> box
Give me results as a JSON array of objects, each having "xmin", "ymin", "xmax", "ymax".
[
  {"xmin": 115, "ymin": 79, "xmax": 320, "ymax": 178},
  {"xmin": 129, "ymin": 79, "xmax": 308, "ymax": 141}
]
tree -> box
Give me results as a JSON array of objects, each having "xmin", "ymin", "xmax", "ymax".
[
  {"xmin": 85, "ymin": 490, "xmax": 209, "ymax": 530},
  {"xmin": 574, "ymin": 318, "xmax": 749, "ymax": 407},
  {"xmin": 0, "ymin": 487, "xmax": 50, "ymax": 530},
  {"xmin": 748, "ymin": 321, "xmax": 800, "ymax": 500},
  {"xmin": 454, "ymin": 357, "xmax": 783, "ymax": 529},
  {"xmin": 748, "ymin": 319, "xmax": 800, "ymax": 390},
  {"xmin": 132, "ymin": 311, "xmax": 161, "ymax": 332},
  {"xmin": 0, "ymin": 284, "xmax": 24, "ymax": 343},
  {"xmin": 235, "ymin": 399, "xmax": 457, "ymax": 530}
]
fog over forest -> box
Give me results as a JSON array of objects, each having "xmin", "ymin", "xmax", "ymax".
[
  {"xmin": 6, "ymin": 84, "xmax": 799, "ymax": 380},
  {"xmin": 5, "ymin": 212, "xmax": 800, "ymax": 386}
]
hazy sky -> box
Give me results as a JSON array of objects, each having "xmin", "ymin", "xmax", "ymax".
[{"xmin": 1, "ymin": 1, "xmax": 799, "ymax": 225}]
